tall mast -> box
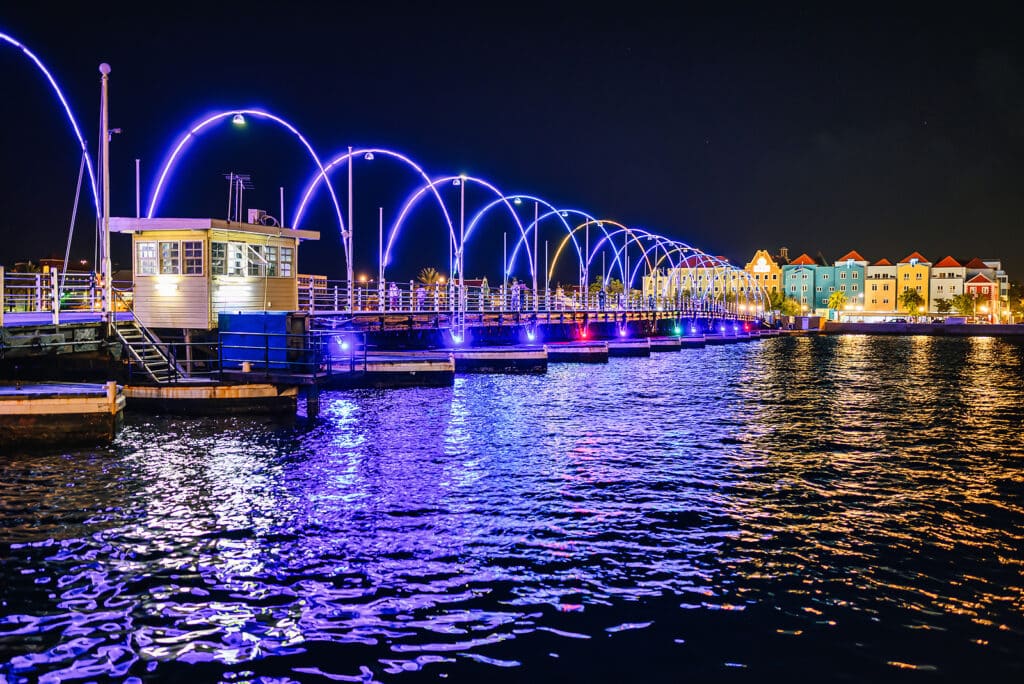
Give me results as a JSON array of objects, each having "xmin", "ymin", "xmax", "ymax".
[{"xmin": 99, "ymin": 63, "xmax": 112, "ymax": 325}]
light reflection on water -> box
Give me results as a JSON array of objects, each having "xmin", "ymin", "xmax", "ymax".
[{"xmin": 2, "ymin": 335, "xmax": 1023, "ymax": 682}]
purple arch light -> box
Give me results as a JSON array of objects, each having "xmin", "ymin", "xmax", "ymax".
[
  {"xmin": 1, "ymin": 31, "xmax": 99, "ymax": 217},
  {"xmin": 464, "ymin": 195, "xmax": 579, "ymax": 279},
  {"xmin": 146, "ymin": 108, "xmax": 345, "ymax": 241},
  {"xmin": 498, "ymin": 201, "xmax": 592, "ymax": 278},
  {"xmin": 291, "ymin": 147, "xmax": 454, "ymax": 239},
  {"xmin": 384, "ymin": 175, "xmax": 526, "ymax": 279}
]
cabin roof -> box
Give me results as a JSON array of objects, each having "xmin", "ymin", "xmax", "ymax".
[
  {"xmin": 109, "ymin": 217, "xmax": 320, "ymax": 241},
  {"xmin": 933, "ymin": 256, "xmax": 962, "ymax": 268}
]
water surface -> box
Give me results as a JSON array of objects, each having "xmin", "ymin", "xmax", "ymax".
[{"xmin": 2, "ymin": 335, "xmax": 1023, "ymax": 682}]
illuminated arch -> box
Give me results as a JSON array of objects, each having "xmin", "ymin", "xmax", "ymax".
[
  {"xmin": 1, "ymin": 31, "xmax": 99, "ymax": 217},
  {"xmin": 384, "ymin": 174, "xmax": 529, "ymax": 280},
  {"xmin": 468, "ymin": 196, "xmax": 590, "ymax": 280},
  {"xmin": 546, "ymin": 218, "xmax": 628, "ymax": 285},
  {"xmin": 290, "ymin": 147, "xmax": 454, "ymax": 242},
  {"xmin": 146, "ymin": 108, "xmax": 345, "ymax": 249}
]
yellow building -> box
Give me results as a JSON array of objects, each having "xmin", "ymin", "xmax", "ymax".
[
  {"xmin": 896, "ymin": 251, "xmax": 931, "ymax": 315},
  {"xmin": 744, "ymin": 250, "xmax": 783, "ymax": 295},
  {"xmin": 864, "ymin": 258, "xmax": 897, "ymax": 315},
  {"xmin": 109, "ymin": 216, "xmax": 320, "ymax": 330}
]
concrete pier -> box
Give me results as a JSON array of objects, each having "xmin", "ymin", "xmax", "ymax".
[
  {"xmin": 451, "ymin": 345, "xmax": 547, "ymax": 373},
  {"xmin": 680, "ymin": 335, "xmax": 707, "ymax": 349},
  {"xmin": 322, "ymin": 352, "xmax": 455, "ymax": 389},
  {"xmin": 649, "ymin": 335, "xmax": 682, "ymax": 352},
  {"xmin": 0, "ymin": 381, "xmax": 124, "ymax": 448},
  {"xmin": 544, "ymin": 341, "xmax": 610, "ymax": 363},
  {"xmin": 608, "ymin": 337, "xmax": 652, "ymax": 357},
  {"xmin": 124, "ymin": 382, "xmax": 298, "ymax": 415}
]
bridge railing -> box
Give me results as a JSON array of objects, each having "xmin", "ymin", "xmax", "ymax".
[
  {"xmin": 293, "ymin": 278, "xmax": 762, "ymax": 320},
  {"xmin": 0, "ymin": 269, "xmax": 134, "ymax": 325}
]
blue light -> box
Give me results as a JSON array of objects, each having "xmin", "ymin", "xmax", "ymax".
[
  {"xmin": 618, "ymin": 328, "xmax": 627, "ymax": 337},
  {"xmin": 690, "ymin": 326, "xmax": 697, "ymax": 334},
  {"xmin": 340, "ymin": 341, "xmax": 350, "ymax": 351},
  {"xmin": 673, "ymin": 326, "xmax": 681, "ymax": 335},
  {"xmin": 526, "ymin": 331, "xmax": 536, "ymax": 341}
]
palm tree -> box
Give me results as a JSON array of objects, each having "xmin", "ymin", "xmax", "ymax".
[
  {"xmin": 898, "ymin": 288, "xmax": 925, "ymax": 319},
  {"xmin": 417, "ymin": 267, "xmax": 442, "ymax": 286},
  {"xmin": 827, "ymin": 290, "xmax": 848, "ymax": 317}
]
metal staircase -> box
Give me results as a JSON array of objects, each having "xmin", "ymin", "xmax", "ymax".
[{"xmin": 113, "ymin": 318, "xmax": 186, "ymax": 384}]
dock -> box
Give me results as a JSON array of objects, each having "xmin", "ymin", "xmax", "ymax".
[
  {"xmin": 608, "ymin": 337, "xmax": 652, "ymax": 357},
  {"xmin": 0, "ymin": 381, "xmax": 124, "ymax": 448},
  {"xmin": 544, "ymin": 340, "xmax": 610, "ymax": 363},
  {"xmin": 649, "ymin": 335, "xmax": 682, "ymax": 352},
  {"xmin": 451, "ymin": 345, "xmax": 547, "ymax": 373},
  {"xmin": 124, "ymin": 382, "xmax": 298, "ymax": 415},
  {"xmin": 321, "ymin": 351, "xmax": 455, "ymax": 389},
  {"xmin": 680, "ymin": 335, "xmax": 706, "ymax": 349}
]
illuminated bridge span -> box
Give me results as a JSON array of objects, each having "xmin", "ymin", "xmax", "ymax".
[{"xmin": 3, "ymin": 28, "xmax": 770, "ymax": 347}]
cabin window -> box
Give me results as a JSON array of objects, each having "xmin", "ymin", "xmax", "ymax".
[
  {"xmin": 247, "ymin": 245, "xmax": 264, "ymax": 277},
  {"xmin": 228, "ymin": 243, "xmax": 245, "ymax": 276},
  {"xmin": 136, "ymin": 241, "xmax": 157, "ymax": 276},
  {"xmin": 183, "ymin": 241, "xmax": 203, "ymax": 275},
  {"xmin": 279, "ymin": 247, "xmax": 294, "ymax": 277},
  {"xmin": 265, "ymin": 246, "xmax": 278, "ymax": 276},
  {"xmin": 159, "ymin": 242, "xmax": 180, "ymax": 274},
  {"xmin": 211, "ymin": 242, "xmax": 226, "ymax": 275}
]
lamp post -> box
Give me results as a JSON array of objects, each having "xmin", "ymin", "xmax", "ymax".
[
  {"xmin": 98, "ymin": 63, "xmax": 112, "ymax": 327},
  {"xmin": 346, "ymin": 145, "xmax": 354, "ymax": 313}
]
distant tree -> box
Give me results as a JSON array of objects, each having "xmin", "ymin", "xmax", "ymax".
[
  {"xmin": 827, "ymin": 290, "xmax": 848, "ymax": 313},
  {"xmin": 934, "ymin": 298, "xmax": 953, "ymax": 314},
  {"xmin": 589, "ymin": 276, "xmax": 623, "ymax": 295},
  {"xmin": 780, "ymin": 297, "xmax": 802, "ymax": 316},
  {"xmin": 898, "ymin": 288, "xmax": 926, "ymax": 317},
  {"xmin": 1009, "ymin": 282, "xmax": 1024, "ymax": 319},
  {"xmin": 951, "ymin": 292, "xmax": 977, "ymax": 317},
  {"xmin": 768, "ymin": 289, "xmax": 786, "ymax": 311},
  {"xmin": 417, "ymin": 267, "xmax": 442, "ymax": 286}
]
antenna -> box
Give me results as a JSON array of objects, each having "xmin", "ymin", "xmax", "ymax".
[{"xmin": 223, "ymin": 172, "xmax": 253, "ymax": 221}]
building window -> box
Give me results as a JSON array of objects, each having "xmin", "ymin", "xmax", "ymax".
[
  {"xmin": 279, "ymin": 246, "xmax": 294, "ymax": 277},
  {"xmin": 211, "ymin": 242, "xmax": 226, "ymax": 275},
  {"xmin": 136, "ymin": 241, "xmax": 157, "ymax": 276},
  {"xmin": 853, "ymin": 272, "xmax": 858, "ymax": 279},
  {"xmin": 265, "ymin": 245, "xmax": 278, "ymax": 277},
  {"xmin": 883, "ymin": 284, "xmax": 890, "ymax": 291},
  {"xmin": 183, "ymin": 241, "xmax": 203, "ymax": 275},
  {"xmin": 228, "ymin": 243, "xmax": 245, "ymax": 276},
  {"xmin": 159, "ymin": 241, "xmax": 180, "ymax": 274},
  {"xmin": 247, "ymin": 245, "xmax": 264, "ymax": 277},
  {"xmin": 916, "ymin": 286, "xmax": 922, "ymax": 292},
  {"xmin": 816, "ymin": 286, "xmax": 822, "ymax": 292},
  {"xmin": 852, "ymin": 285, "xmax": 858, "ymax": 291},
  {"xmin": 840, "ymin": 272, "xmax": 847, "ymax": 279},
  {"xmin": 840, "ymin": 285, "xmax": 846, "ymax": 291},
  {"xmin": 916, "ymin": 272, "xmax": 922, "ymax": 280}
]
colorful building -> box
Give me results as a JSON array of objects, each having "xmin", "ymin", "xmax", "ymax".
[
  {"xmin": 744, "ymin": 250, "xmax": 783, "ymax": 296},
  {"xmin": 929, "ymin": 256, "xmax": 965, "ymax": 309},
  {"xmin": 965, "ymin": 273, "xmax": 999, "ymax": 321},
  {"xmin": 833, "ymin": 251, "xmax": 867, "ymax": 312},
  {"xmin": 896, "ymin": 252, "xmax": 931, "ymax": 315}
]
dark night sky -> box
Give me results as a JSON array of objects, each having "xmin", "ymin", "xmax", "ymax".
[{"xmin": 2, "ymin": 2, "xmax": 1023, "ymax": 283}]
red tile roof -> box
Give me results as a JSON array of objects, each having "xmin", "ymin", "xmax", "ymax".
[
  {"xmin": 964, "ymin": 257, "xmax": 989, "ymax": 269},
  {"xmin": 933, "ymin": 256, "xmax": 962, "ymax": 268},
  {"xmin": 967, "ymin": 273, "xmax": 993, "ymax": 283},
  {"xmin": 789, "ymin": 253, "xmax": 816, "ymax": 265},
  {"xmin": 872, "ymin": 258, "xmax": 894, "ymax": 266},
  {"xmin": 899, "ymin": 251, "xmax": 931, "ymax": 264},
  {"xmin": 836, "ymin": 250, "xmax": 867, "ymax": 263}
]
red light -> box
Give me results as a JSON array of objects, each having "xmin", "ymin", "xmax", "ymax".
[{"xmin": 581, "ymin": 329, "xmax": 588, "ymax": 338}]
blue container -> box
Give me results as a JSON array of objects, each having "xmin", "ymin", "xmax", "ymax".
[{"xmin": 218, "ymin": 311, "xmax": 309, "ymax": 370}]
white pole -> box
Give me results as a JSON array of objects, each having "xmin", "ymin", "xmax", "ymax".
[
  {"xmin": 544, "ymin": 239, "xmax": 549, "ymax": 310},
  {"xmin": 533, "ymin": 201, "xmax": 538, "ymax": 312},
  {"xmin": 459, "ymin": 177, "xmax": 465, "ymax": 326},
  {"xmin": 135, "ymin": 158, "xmax": 140, "ymax": 219},
  {"xmin": 347, "ymin": 146, "xmax": 354, "ymax": 312},
  {"xmin": 502, "ymin": 231, "xmax": 507, "ymax": 305},
  {"xmin": 280, "ymin": 186, "xmax": 285, "ymax": 228},
  {"xmin": 378, "ymin": 206, "xmax": 383, "ymax": 290},
  {"xmin": 99, "ymin": 64, "xmax": 112, "ymax": 323}
]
